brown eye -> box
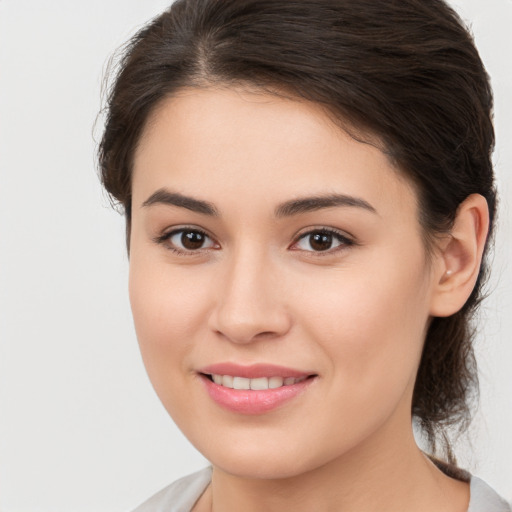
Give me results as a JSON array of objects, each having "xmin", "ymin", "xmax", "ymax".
[
  {"xmin": 166, "ymin": 229, "xmax": 216, "ymax": 252},
  {"xmin": 181, "ymin": 231, "xmax": 206, "ymax": 250},
  {"xmin": 294, "ymin": 229, "xmax": 352, "ymax": 253},
  {"xmin": 309, "ymin": 232, "xmax": 334, "ymax": 251}
]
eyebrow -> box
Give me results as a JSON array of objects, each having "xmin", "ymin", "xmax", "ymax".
[
  {"xmin": 275, "ymin": 194, "xmax": 377, "ymax": 217},
  {"xmin": 142, "ymin": 189, "xmax": 377, "ymax": 218},
  {"xmin": 142, "ymin": 189, "xmax": 219, "ymax": 216}
]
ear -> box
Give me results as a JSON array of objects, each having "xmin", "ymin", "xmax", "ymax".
[{"xmin": 429, "ymin": 194, "xmax": 490, "ymax": 317}]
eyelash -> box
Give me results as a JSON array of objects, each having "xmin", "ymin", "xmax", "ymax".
[
  {"xmin": 153, "ymin": 227, "xmax": 217, "ymax": 256},
  {"xmin": 153, "ymin": 226, "xmax": 355, "ymax": 256},
  {"xmin": 291, "ymin": 228, "xmax": 355, "ymax": 256}
]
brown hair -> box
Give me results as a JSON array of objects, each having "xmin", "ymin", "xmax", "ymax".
[{"xmin": 98, "ymin": 0, "xmax": 496, "ymax": 462}]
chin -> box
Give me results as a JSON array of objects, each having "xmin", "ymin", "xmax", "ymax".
[
  {"xmin": 189, "ymin": 429, "xmax": 332, "ymax": 480},
  {"xmin": 213, "ymin": 452, "xmax": 316, "ymax": 480}
]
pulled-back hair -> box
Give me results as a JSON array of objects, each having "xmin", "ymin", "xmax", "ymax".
[{"xmin": 98, "ymin": 0, "xmax": 496, "ymax": 462}]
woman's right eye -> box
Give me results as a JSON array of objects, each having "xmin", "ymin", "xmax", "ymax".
[{"xmin": 156, "ymin": 228, "xmax": 217, "ymax": 253}]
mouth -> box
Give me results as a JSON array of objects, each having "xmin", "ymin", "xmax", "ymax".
[
  {"xmin": 197, "ymin": 364, "xmax": 317, "ymax": 415},
  {"xmin": 202, "ymin": 373, "xmax": 311, "ymax": 390}
]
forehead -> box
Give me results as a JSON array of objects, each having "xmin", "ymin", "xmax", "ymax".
[{"xmin": 132, "ymin": 86, "xmax": 417, "ymax": 218}]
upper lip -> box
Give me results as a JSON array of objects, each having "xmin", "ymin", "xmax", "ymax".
[{"xmin": 198, "ymin": 362, "xmax": 314, "ymax": 379}]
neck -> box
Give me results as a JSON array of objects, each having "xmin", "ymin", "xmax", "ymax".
[{"xmin": 196, "ymin": 414, "xmax": 469, "ymax": 512}]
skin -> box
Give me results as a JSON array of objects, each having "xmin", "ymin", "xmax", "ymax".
[{"xmin": 129, "ymin": 87, "xmax": 488, "ymax": 512}]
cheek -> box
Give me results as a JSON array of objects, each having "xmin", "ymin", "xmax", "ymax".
[
  {"xmin": 129, "ymin": 251, "xmax": 208, "ymax": 332},
  {"xmin": 128, "ymin": 252, "xmax": 213, "ymax": 385},
  {"xmin": 300, "ymin": 252, "xmax": 431, "ymax": 412}
]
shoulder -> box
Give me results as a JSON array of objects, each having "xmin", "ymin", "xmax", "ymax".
[
  {"xmin": 430, "ymin": 456, "xmax": 510, "ymax": 512},
  {"xmin": 131, "ymin": 467, "xmax": 212, "ymax": 512},
  {"xmin": 129, "ymin": 466, "xmax": 511, "ymax": 512},
  {"xmin": 469, "ymin": 476, "xmax": 511, "ymax": 512}
]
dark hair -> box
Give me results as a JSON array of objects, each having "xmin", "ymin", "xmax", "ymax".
[{"xmin": 98, "ymin": 0, "xmax": 496, "ymax": 463}]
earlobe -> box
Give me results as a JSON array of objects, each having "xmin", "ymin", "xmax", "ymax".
[{"xmin": 429, "ymin": 194, "xmax": 490, "ymax": 317}]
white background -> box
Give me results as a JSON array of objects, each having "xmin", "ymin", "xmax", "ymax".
[{"xmin": 0, "ymin": 1, "xmax": 510, "ymax": 510}]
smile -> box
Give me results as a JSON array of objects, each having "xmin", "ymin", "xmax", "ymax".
[
  {"xmin": 198, "ymin": 364, "xmax": 317, "ymax": 414},
  {"xmin": 208, "ymin": 374, "xmax": 308, "ymax": 390}
]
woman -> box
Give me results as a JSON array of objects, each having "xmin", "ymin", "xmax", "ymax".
[{"xmin": 99, "ymin": 0, "xmax": 510, "ymax": 510}]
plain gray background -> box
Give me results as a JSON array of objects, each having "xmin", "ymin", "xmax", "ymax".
[{"xmin": 0, "ymin": 1, "xmax": 510, "ymax": 510}]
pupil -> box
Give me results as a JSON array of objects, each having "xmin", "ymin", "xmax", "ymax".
[
  {"xmin": 310, "ymin": 233, "xmax": 332, "ymax": 251},
  {"xmin": 181, "ymin": 231, "xmax": 204, "ymax": 250}
]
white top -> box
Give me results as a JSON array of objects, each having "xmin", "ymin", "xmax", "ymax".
[{"xmin": 132, "ymin": 467, "xmax": 511, "ymax": 512}]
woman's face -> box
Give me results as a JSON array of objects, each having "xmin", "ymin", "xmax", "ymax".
[{"xmin": 129, "ymin": 88, "xmax": 439, "ymax": 478}]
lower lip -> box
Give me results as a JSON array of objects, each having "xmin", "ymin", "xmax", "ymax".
[{"xmin": 200, "ymin": 375, "xmax": 314, "ymax": 415}]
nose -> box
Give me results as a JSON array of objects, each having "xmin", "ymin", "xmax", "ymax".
[{"xmin": 208, "ymin": 249, "xmax": 292, "ymax": 344}]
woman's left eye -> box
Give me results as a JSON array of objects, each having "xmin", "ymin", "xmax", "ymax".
[{"xmin": 292, "ymin": 229, "xmax": 353, "ymax": 253}]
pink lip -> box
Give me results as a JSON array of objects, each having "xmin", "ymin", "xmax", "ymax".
[
  {"xmin": 199, "ymin": 362, "xmax": 311, "ymax": 379},
  {"xmin": 197, "ymin": 363, "xmax": 316, "ymax": 415}
]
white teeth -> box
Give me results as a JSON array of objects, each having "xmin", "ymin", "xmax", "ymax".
[
  {"xmin": 250, "ymin": 377, "xmax": 268, "ymax": 390},
  {"xmin": 222, "ymin": 375, "xmax": 234, "ymax": 388},
  {"xmin": 210, "ymin": 374, "xmax": 306, "ymax": 390},
  {"xmin": 268, "ymin": 376, "xmax": 284, "ymax": 389},
  {"xmin": 233, "ymin": 377, "xmax": 250, "ymax": 390}
]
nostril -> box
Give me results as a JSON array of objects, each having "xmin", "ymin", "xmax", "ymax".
[{"xmin": 255, "ymin": 331, "xmax": 281, "ymax": 339}]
